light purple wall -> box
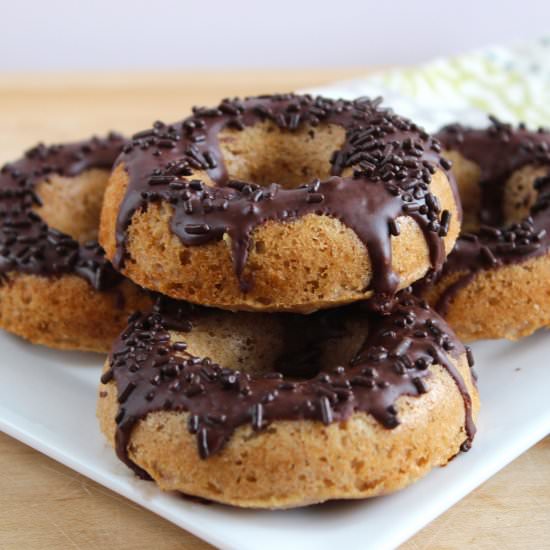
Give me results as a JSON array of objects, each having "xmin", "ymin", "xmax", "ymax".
[{"xmin": 2, "ymin": 0, "xmax": 549, "ymax": 70}]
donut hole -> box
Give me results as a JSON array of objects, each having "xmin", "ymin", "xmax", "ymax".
[
  {"xmin": 33, "ymin": 169, "xmax": 110, "ymax": 243},
  {"xmin": 218, "ymin": 121, "xmax": 346, "ymax": 189},
  {"xmin": 272, "ymin": 313, "xmax": 366, "ymax": 381},
  {"xmin": 448, "ymin": 151, "xmax": 548, "ymax": 229},
  {"xmin": 174, "ymin": 308, "xmax": 366, "ymax": 382},
  {"xmin": 502, "ymin": 165, "xmax": 547, "ymax": 223}
]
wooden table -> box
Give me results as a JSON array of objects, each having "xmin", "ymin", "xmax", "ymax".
[{"xmin": 0, "ymin": 70, "xmax": 548, "ymax": 549}]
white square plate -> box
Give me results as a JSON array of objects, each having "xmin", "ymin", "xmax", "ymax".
[{"xmin": 1, "ymin": 328, "xmax": 549, "ymax": 550}]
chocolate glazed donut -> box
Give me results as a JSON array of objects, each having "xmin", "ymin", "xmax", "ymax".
[
  {"xmin": 419, "ymin": 118, "xmax": 550, "ymax": 341},
  {"xmin": 0, "ymin": 135, "xmax": 151, "ymax": 352},
  {"xmin": 100, "ymin": 94, "xmax": 461, "ymax": 313},
  {"xmin": 97, "ymin": 291, "xmax": 479, "ymax": 508}
]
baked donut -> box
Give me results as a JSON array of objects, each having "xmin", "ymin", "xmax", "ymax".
[
  {"xmin": 100, "ymin": 94, "xmax": 461, "ymax": 313},
  {"xmin": 419, "ymin": 118, "xmax": 550, "ymax": 341},
  {"xmin": 97, "ymin": 291, "xmax": 478, "ymax": 508},
  {"xmin": 0, "ymin": 135, "xmax": 151, "ymax": 352}
]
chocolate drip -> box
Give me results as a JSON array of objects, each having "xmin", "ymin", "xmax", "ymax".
[
  {"xmin": 0, "ymin": 134, "xmax": 126, "ymax": 289},
  {"xmin": 107, "ymin": 291, "xmax": 475, "ymax": 476},
  {"xmin": 114, "ymin": 94, "xmax": 456, "ymax": 300},
  {"xmin": 433, "ymin": 119, "xmax": 550, "ymax": 313}
]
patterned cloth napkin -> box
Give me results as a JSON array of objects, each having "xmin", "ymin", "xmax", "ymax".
[{"xmin": 307, "ymin": 37, "xmax": 550, "ymax": 132}]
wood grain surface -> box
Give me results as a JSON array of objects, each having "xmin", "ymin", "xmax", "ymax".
[{"xmin": 0, "ymin": 69, "xmax": 548, "ymax": 550}]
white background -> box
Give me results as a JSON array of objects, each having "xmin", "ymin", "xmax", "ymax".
[{"xmin": 1, "ymin": 0, "xmax": 550, "ymax": 71}]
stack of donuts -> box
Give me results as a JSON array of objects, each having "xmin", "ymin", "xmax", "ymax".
[{"xmin": 6, "ymin": 92, "xmax": 519, "ymax": 509}]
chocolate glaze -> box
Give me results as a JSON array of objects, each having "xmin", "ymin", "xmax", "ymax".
[
  {"xmin": 106, "ymin": 291, "xmax": 476, "ymax": 477},
  {"xmin": 0, "ymin": 134, "xmax": 126, "ymax": 289},
  {"xmin": 432, "ymin": 119, "xmax": 550, "ymax": 314},
  {"xmin": 114, "ymin": 94, "xmax": 457, "ymax": 301}
]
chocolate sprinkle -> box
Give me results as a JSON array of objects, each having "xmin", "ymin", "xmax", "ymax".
[
  {"xmin": 0, "ymin": 134, "xmax": 126, "ymax": 289},
  {"xmin": 107, "ymin": 290, "xmax": 475, "ymax": 476},
  {"xmin": 113, "ymin": 94, "xmax": 457, "ymax": 304}
]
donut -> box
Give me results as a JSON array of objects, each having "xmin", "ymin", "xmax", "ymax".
[
  {"xmin": 0, "ymin": 135, "xmax": 151, "ymax": 352},
  {"xmin": 97, "ymin": 291, "xmax": 479, "ymax": 508},
  {"xmin": 418, "ymin": 118, "xmax": 550, "ymax": 341},
  {"xmin": 99, "ymin": 94, "xmax": 461, "ymax": 313}
]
